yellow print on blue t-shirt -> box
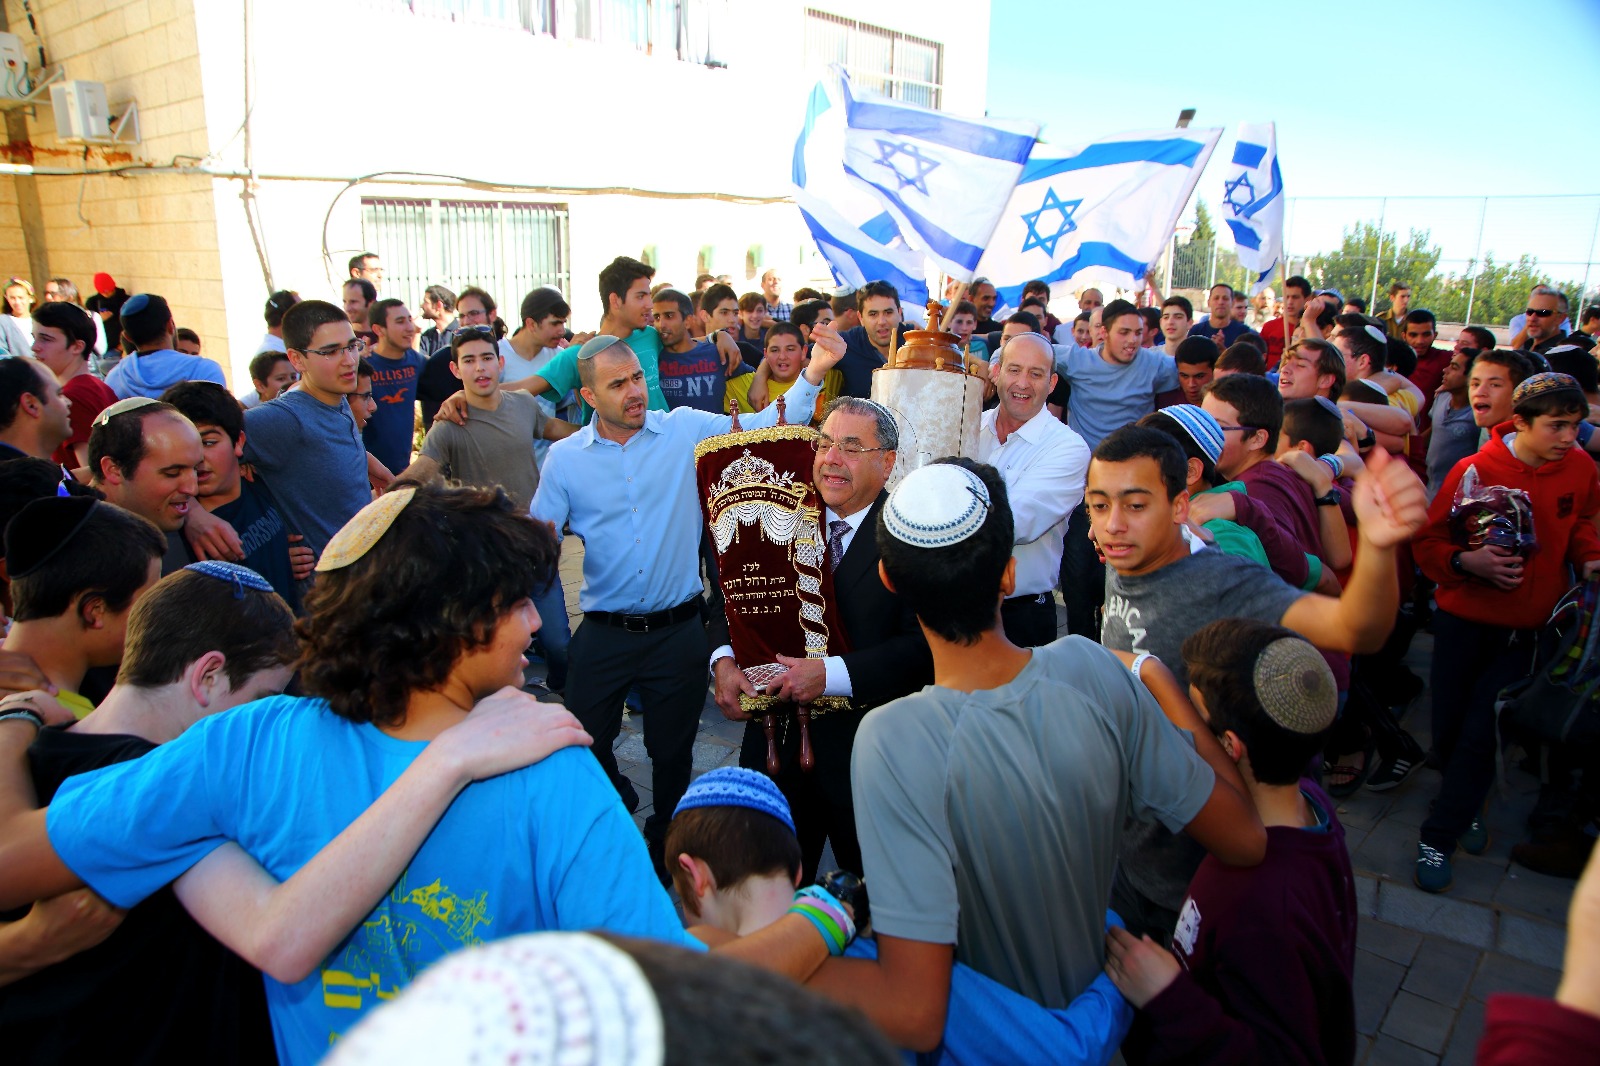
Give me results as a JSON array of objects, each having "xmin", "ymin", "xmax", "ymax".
[{"xmin": 320, "ymin": 872, "xmax": 493, "ymax": 1012}]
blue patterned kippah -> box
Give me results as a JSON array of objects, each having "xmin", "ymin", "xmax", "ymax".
[
  {"xmin": 1162, "ymin": 404, "xmax": 1225, "ymax": 464},
  {"xmin": 184, "ymin": 560, "xmax": 274, "ymax": 598},
  {"xmin": 673, "ymin": 767, "xmax": 795, "ymax": 834}
]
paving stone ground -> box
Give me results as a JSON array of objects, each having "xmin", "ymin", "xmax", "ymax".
[{"xmin": 537, "ymin": 542, "xmax": 1572, "ymax": 1063}]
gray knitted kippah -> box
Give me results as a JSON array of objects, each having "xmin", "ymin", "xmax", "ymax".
[{"xmin": 1253, "ymin": 637, "xmax": 1337, "ymax": 734}]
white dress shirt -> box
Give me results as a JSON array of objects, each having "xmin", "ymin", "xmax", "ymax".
[
  {"xmin": 710, "ymin": 503, "xmax": 867, "ymax": 697},
  {"xmin": 976, "ymin": 406, "xmax": 1090, "ymax": 597}
]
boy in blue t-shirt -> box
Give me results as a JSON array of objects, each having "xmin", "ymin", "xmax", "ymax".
[
  {"xmin": 666, "ymin": 767, "xmax": 1134, "ymax": 1065},
  {"xmin": 0, "ymin": 484, "xmax": 844, "ymax": 1065},
  {"xmin": 1107, "ymin": 619, "xmax": 1358, "ymax": 1066}
]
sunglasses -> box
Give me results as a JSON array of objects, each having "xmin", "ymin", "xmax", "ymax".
[{"xmin": 1525, "ymin": 308, "xmax": 1557, "ymax": 318}]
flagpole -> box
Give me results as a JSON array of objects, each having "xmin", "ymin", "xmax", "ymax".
[
  {"xmin": 940, "ymin": 281, "xmax": 967, "ymax": 332},
  {"xmin": 1154, "ymin": 108, "xmax": 1200, "ymax": 300}
]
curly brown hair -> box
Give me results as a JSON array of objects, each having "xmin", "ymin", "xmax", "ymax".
[{"xmin": 295, "ymin": 483, "xmax": 559, "ymax": 726}]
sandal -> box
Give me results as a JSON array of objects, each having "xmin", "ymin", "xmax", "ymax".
[{"xmin": 1325, "ymin": 741, "xmax": 1376, "ymax": 798}]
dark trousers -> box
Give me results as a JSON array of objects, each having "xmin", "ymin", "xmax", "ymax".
[
  {"xmin": 1109, "ymin": 866, "xmax": 1181, "ymax": 945},
  {"xmin": 1422, "ymin": 609, "xmax": 1536, "ymax": 854},
  {"xmin": 1060, "ymin": 503, "xmax": 1104, "ymax": 641},
  {"xmin": 566, "ymin": 613, "xmax": 707, "ymax": 846},
  {"xmin": 1001, "ymin": 594, "xmax": 1058, "ymax": 648},
  {"xmin": 740, "ymin": 709, "xmax": 865, "ymax": 883}
]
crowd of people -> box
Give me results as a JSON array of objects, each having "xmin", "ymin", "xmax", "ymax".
[{"xmin": 0, "ymin": 245, "xmax": 1596, "ymax": 1065}]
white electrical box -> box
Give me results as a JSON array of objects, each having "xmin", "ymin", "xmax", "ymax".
[
  {"xmin": 51, "ymin": 79, "xmax": 112, "ymax": 141},
  {"xmin": 0, "ymin": 32, "xmax": 27, "ymax": 101}
]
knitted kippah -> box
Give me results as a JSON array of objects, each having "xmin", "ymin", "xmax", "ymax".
[
  {"xmin": 1162, "ymin": 404, "xmax": 1224, "ymax": 464},
  {"xmin": 325, "ymin": 932, "xmax": 664, "ymax": 1066},
  {"xmin": 883, "ymin": 463, "xmax": 991, "ymax": 548},
  {"xmin": 1253, "ymin": 637, "xmax": 1338, "ymax": 734},
  {"xmin": 1513, "ymin": 372, "xmax": 1584, "ymax": 408},
  {"xmin": 184, "ymin": 561, "xmax": 274, "ymax": 597},
  {"xmin": 315, "ymin": 487, "xmax": 416, "ymax": 572},
  {"xmin": 5, "ymin": 496, "xmax": 97, "ymax": 577},
  {"xmin": 673, "ymin": 766, "xmax": 795, "ymax": 834}
]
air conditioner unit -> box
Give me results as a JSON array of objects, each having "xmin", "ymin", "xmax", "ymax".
[{"xmin": 51, "ymin": 79, "xmax": 112, "ymax": 142}]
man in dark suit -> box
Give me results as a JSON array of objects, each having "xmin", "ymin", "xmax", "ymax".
[{"xmin": 710, "ymin": 396, "xmax": 932, "ymax": 881}]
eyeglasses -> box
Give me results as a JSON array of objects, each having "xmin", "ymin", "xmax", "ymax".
[
  {"xmin": 812, "ymin": 435, "xmax": 885, "ymax": 456},
  {"xmin": 294, "ymin": 338, "xmax": 367, "ymax": 359},
  {"xmin": 1525, "ymin": 307, "xmax": 1557, "ymax": 318},
  {"xmin": 1218, "ymin": 424, "xmax": 1259, "ymax": 435}
]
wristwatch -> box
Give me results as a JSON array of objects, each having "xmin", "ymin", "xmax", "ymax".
[
  {"xmin": 1357, "ymin": 428, "xmax": 1377, "ymax": 452},
  {"xmin": 1449, "ymin": 552, "xmax": 1467, "ymax": 576},
  {"xmin": 1315, "ymin": 489, "xmax": 1340, "ymax": 507}
]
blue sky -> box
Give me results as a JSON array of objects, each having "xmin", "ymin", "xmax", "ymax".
[{"xmin": 985, "ymin": 0, "xmax": 1600, "ymax": 266}]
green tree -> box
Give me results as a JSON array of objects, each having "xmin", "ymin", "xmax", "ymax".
[
  {"xmin": 1297, "ymin": 221, "xmax": 1587, "ymax": 326},
  {"xmin": 1162, "ymin": 200, "xmax": 1243, "ymax": 292},
  {"xmin": 1301, "ymin": 223, "xmax": 1441, "ymax": 314}
]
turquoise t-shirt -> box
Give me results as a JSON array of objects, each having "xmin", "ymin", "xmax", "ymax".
[
  {"xmin": 536, "ymin": 327, "xmax": 667, "ymax": 421},
  {"xmin": 46, "ymin": 695, "xmax": 699, "ymax": 1066}
]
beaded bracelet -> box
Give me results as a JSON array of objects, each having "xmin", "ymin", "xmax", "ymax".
[{"xmin": 789, "ymin": 884, "xmax": 857, "ymax": 955}]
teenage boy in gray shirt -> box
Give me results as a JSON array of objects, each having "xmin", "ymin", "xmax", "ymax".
[
  {"xmin": 802, "ymin": 458, "xmax": 1267, "ymax": 1053},
  {"xmin": 1048, "ymin": 299, "xmax": 1180, "ymax": 638},
  {"xmin": 1086, "ymin": 425, "xmax": 1428, "ymax": 939},
  {"xmin": 399, "ymin": 328, "xmax": 577, "ymax": 512}
]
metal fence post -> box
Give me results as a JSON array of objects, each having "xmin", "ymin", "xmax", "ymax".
[
  {"xmin": 1581, "ymin": 196, "xmax": 1600, "ymax": 307},
  {"xmin": 1369, "ymin": 197, "xmax": 1387, "ymax": 309},
  {"xmin": 1207, "ymin": 238, "xmax": 1218, "ymax": 289},
  {"xmin": 1464, "ymin": 196, "xmax": 1488, "ymax": 327}
]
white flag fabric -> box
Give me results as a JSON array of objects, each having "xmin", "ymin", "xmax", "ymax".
[
  {"xmin": 792, "ymin": 69, "xmax": 928, "ymax": 306},
  {"xmin": 1220, "ymin": 122, "xmax": 1284, "ymax": 296},
  {"xmin": 828, "ymin": 66, "xmax": 1038, "ymax": 282},
  {"xmin": 974, "ymin": 127, "xmax": 1222, "ymax": 309}
]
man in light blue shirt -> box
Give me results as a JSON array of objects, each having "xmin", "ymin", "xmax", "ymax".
[
  {"xmin": 532, "ymin": 324, "xmax": 846, "ymax": 876},
  {"xmin": 1049, "ymin": 299, "xmax": 1179, "ymax": 640}
]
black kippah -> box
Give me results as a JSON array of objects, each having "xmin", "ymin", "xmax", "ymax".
[{"xmin": 5, "ymin": 496, "xmax": 99, "ymax": 577}]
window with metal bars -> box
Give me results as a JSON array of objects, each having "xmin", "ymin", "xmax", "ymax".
[
  {"xmin": 374, "ymin": 0, "xmax": 727, "ymax": 63},
  {"xmin": 802, "ymin": 9, "xmax": 942, "ymax": 109},
  {"xmin": 359, "ymin": 198, "xmax": 571, "ymax": 313}
]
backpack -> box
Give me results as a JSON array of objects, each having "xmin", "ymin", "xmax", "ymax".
[{"xmin": 1497, "ymin": 575, "xmax": 1600, "ymax": 749}]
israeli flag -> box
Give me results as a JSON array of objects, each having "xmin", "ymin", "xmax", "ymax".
[
  {"xmin": 975, "ymin": 127, "xmax": 1222, "ymax": 308},
  {"xmin": 1220, "ymin": 122, "xmax": 1284, "ymax": 296},
  {"xmin": 792, "ymin": 69, "xmax": 928, "ymax": 306},
  {"xmin": 829, "ymin": 66, "xmax": 1039, "ymax": 282}
]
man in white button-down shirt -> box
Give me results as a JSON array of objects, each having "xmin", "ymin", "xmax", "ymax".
[{"xmin": 978, "ymin": 332, "xmax": 1091, "ymax": 647}]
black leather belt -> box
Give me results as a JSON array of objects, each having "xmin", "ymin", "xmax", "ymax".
[
  {"xmin": 585, "ymin": 597, "xmax": 701, "ymax": 633},
  {"xmin": 1004, "ymin": 592, "xmax": 1051, "ymax": 606}
]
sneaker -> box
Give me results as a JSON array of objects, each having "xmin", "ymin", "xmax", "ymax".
[
  {"xmin": 1415, "ymin": 843, "xmax": 1453, "ymax": 893},
  {"xmin": 1459, "ymin": 816, "xmax": 1490, "ymax": 856},
  {"xmin": 1366, "ymin": 752, "xmax": 1420, "ymax": 792}
]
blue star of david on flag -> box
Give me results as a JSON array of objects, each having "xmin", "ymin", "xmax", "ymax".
[
  {"xmin": 1019, "ymin": 187, "xmax": 1082, "ymax": 256},
  {"xmin": 1223, "ymin": 173, "xmax": 1256, "ymax": 216},
  {"xmin": 874, "ymin": 139, "xmax": 940, "ymax": 195}
]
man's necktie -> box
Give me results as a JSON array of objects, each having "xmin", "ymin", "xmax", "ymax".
[{"xmin": 827, "ymin": 519, "xmax": 851, "ymax": 570}]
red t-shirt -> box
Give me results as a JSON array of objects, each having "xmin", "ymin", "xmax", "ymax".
[
  {"xmin": 1260, "ymin": 317, "xmax": 1287, "ymax": 369},
  {"xmin": 52, "ymin": 372, "xmax": 118, "ymax": 467}
]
